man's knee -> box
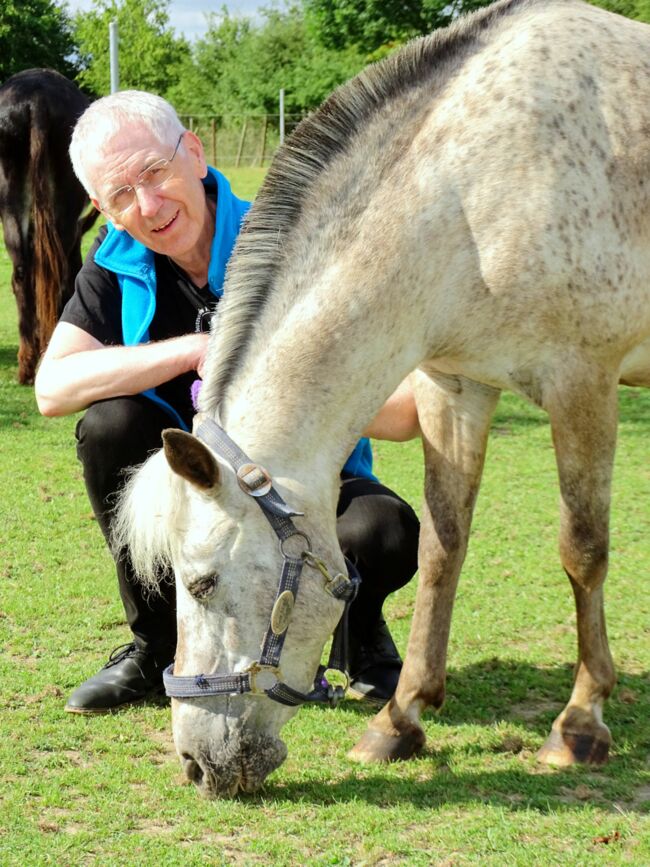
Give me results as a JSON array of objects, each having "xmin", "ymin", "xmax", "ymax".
[
  {"xmin": 337, "ymin": 479, "xmax": 420, "ymax": 588},
  {"xmin": 75, "ymin": 396, "xmax": 168, "ymax": 467}
]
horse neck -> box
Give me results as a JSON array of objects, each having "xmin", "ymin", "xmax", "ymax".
[{"xmin": 217, "ymin": 269, "xmax": 422, "ymax": 507}]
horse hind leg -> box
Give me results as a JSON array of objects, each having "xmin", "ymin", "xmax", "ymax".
[
  {"xmin": 1, "ymin": 210, "xmax": 38, "ymax": 384},
  {"xmin": 349, "ymin": 372, "xmax": 500, "ymax": 763},
  {"xmin": 537, "ymin": 367, "xmax": 619, "ymax": 766}
]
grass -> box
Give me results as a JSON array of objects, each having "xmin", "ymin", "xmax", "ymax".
[{"xmin": 0, "ymin": 166, "xmax": 649, "ymax": 865}]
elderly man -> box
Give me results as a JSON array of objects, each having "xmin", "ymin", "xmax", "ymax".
[{"xmin": 35, "ymin": 91, "xmax": 420, "ymax": 714}]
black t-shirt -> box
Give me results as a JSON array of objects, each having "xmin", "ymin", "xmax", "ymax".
[{"xmin": 60, "ymin": 225, "xmax": 218, "ymax": 427}]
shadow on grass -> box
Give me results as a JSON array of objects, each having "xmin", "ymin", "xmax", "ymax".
[
  {"xmin": 320, "ymin": 659, "xmax": 648, "ymax": 732},
  {"xmin": 281, "ymin": 659, "xmax": 650, "ymax": 812},
  {"xmin": 262, "ymin": 760, "xmax": 650, "ymax": 814}
]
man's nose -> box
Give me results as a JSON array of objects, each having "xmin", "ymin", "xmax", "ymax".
[{"xmin": 134, "ymin": 183, "xmax": 162, "ymax": 216}]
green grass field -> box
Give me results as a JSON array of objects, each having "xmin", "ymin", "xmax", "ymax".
[{"xmin": 0, "ymin": 167, "xmax": 649, "ymax": 865}]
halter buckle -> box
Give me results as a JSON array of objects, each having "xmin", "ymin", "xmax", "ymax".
[{"xmin": 236, "ymin": 462, "xmax": 273, "ymax": 497}]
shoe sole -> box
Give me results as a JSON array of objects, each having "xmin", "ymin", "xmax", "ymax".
[{"xmin": 65, "ymin": 687, "xmax": 167, "ymax": 715}]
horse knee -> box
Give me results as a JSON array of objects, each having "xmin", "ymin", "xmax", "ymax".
[{"xmin": 560, "ymin": 521, "xmax": 609, "ymax": 589}]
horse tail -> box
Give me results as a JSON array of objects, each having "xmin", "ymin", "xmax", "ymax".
[{"xmin": 29, "ymin": 105, "xmax": 68, "ymax": 354}]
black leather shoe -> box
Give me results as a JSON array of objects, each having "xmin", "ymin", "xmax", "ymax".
[
  {"xmin": 65, "ymin": 643, "xmax": 171, "ymax": 714},
  {"xmin": 348, "ymin": 617, "xmax": 402, "ymax": 706}
]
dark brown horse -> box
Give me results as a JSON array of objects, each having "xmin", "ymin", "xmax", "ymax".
[{"xmin": 0, "ymin": 69, "xmax": 98, "ymax": 384}]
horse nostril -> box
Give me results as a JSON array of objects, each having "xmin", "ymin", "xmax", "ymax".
[{"xmin": 181, "ymin": 753, "xmax": 204, "ymax": 785}]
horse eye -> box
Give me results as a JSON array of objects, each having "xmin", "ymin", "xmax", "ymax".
[{"xmin": 189, "ymin": 575, "xmax": 218, "ymax": 600}]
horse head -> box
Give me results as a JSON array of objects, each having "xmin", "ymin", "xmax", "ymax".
[{"xmin": 115, "ymin": 419, "xmax": 347, "ymax": 798}]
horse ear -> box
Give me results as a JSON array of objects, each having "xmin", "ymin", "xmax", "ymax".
[{"xmin": 162, "ymin": 429, "xmax": 220, "ymax": 490}]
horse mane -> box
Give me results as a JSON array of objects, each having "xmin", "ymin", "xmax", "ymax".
[
  {"xmin": 199, "ymin": 0, "xmax": 533, "ymax": 415},
  {"xmin": 111, "ymin": 449, "xmax": 188, "ymax": 592}
]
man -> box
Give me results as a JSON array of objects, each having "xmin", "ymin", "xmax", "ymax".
[{"xmin": 35, "ymin": 91, "xmax": 420, "ymax": 714}]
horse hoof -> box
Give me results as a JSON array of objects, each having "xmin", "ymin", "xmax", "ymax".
[
  {"xmin": 347, "ymin": 726, "xmax": 425, "ymax": 763},
  {"xmin": 537, "ymin": 726, "xmax": 610, "ymax": 766}
]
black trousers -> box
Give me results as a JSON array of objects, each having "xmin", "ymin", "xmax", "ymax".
[{"xmin": 75, "ymin": 396, "xmax": 420, "ymax": 656}]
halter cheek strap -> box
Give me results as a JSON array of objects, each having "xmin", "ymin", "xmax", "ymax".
[{"xmin": 162, "ymin": 417, "xmax": 361, "ymax": 708}]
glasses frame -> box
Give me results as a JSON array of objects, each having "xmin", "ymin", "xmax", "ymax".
[{"xmin": 101, "ymin": 132, "xmax": 185, "ymax": 216}]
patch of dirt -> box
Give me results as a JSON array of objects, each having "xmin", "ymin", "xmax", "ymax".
[
  {"xmin": 632, "ymin": 784, "xmax": 650, "ymax": 807},
  {"xmin": 144, "ymin": 724, "xmax": 176, "ymax": 762},
  {"xmin": 494, "ymin": 734, "xmax": 525, "ymax": 754},
  {"xmin": 557, "ymin": 783, "xmax": 604, "ymax": 804},
  {"xmin": 509, "ymin": 699, "xmax": 563, "ymax": 722},
  {"xmin": 23, "ymin": 685, "xmax": 64, "ymax": 704}
]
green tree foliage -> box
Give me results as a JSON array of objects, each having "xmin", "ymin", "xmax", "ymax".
[
  {"xmin": 73, "ymin": 0, "xmax": 189, "ymax": 97},
  {"xmin": 303, "ymin": 0, "xmax": 494, "ymax": 55},
  {"xmin": 167, "ymin": 5, "xmax": 366, "ymax": 117},
  {"xmin": 0, "ymin": 0, "xmax": 78, "ymax": 81}
]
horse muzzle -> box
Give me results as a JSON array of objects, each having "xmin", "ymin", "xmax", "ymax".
[{"xmin": 179, "ymin": 732, "xmax": 288, "ymax": 798}]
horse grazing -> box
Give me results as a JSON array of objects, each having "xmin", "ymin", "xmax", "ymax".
[
  {"xmin": 0, "ymin": 69, "xmax": 98, "ymax": 384},
  {"xmin": 114, "ymin": 0, "xmax": 650, "ymax": 797}
]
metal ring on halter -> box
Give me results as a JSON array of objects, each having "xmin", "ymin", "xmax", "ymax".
[
  {"xmin": 279, "ymin": 531, "xmax": 311, "ymax": 559},
  {"xmin": 244, "ymin": 662, "xmax": 283, "ymax": 694}
]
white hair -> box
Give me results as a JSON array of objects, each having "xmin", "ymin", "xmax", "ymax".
[{"xmin": 69, "ymin": 90, "xmax": 185, "ymax": 198}]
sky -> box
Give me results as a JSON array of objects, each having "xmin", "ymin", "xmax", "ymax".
[{"xmin": 64, "ymin": 1, "xmax": 269, "ymax": 42}]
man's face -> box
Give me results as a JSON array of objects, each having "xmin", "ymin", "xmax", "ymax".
[{"xmin": 87, "ymin": 125, "xmax": 210, "ymax": 260}]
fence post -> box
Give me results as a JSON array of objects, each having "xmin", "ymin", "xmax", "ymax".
[
  {"xmin": 279, "ymin": 89, "xmax": 285, "ymax": 146},
  {"xmin": 235, "ymin": 119, "xmax": 248, "ymax": 168},
  {"xmin": 211, "ymin": 118, "xmax": 216, "ymax": 167},
  {"xmin": 258, "ymin": 115, "xmax": 268, "ymax": 167},
  {"xmin": 109, "ymin": 21, "xmax": 119, "ymax": 93}
]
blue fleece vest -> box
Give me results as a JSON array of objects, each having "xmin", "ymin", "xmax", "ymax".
[{"xmin": 94, "ymin": 166, "xmax": 375, "ymax": 481}]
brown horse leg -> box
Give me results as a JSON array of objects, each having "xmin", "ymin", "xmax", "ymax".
[
  {"xmin": 538, "ymin": 370, "xmax": 618, "ymax": 766},
  {"xmin": 349, "ymin": 372, "xmax": 500, "ymax": 763}
]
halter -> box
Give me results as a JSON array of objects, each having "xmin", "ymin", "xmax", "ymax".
[{"xmin": 162, "ymin": 417, "xmax": 361, "ymax": 708}]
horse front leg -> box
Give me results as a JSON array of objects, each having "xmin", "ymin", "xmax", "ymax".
[
  {"xmin": 538, "ymin": 370, "xmax": 618, "ymax": 766},
  {"xmin": 349, "ymin": 372, "xmax": 500, "ymax": 763}
]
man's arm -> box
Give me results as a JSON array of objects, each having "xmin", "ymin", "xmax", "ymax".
[
  {"xmin": 35, "ymin": 322, "xmax": 209, "ymax": 417},
  {"xmin": 363, "ymin": 375, "xmax": 420, "ymax": 442}
]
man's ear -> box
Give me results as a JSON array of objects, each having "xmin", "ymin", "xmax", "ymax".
[
  {"xmin": 183, "ymin": 130, "xmax": 208, "ymax": 178},
  {"xmin": 162, "ymin": 428, "xmax": 220, "ymax": 490}
]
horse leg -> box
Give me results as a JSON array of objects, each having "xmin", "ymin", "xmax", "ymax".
[
  {"xmin": 537, "ymin": 370, "xmax": 618, "ymax": 766},
  {"xmin": 1, "ymin": 210, "xmax": 37, "ymax": 384},
  {"xmin": 349, "ymin": 372, "xmax": 500, "ymax": 763}
]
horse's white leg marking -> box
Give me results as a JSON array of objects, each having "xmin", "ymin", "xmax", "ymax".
[
  {"xmin": 537, "ymin": 363, "xmax": 619, "ymax": 765},
  {"xmin": 349, "ymin": 370, "xmax": 500, "ymax": 763}
]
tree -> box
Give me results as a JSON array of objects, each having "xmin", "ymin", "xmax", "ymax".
[
  {"xmin": 167, "ymin": 5, "xmax": 366, "ymax": 118},
  {"xmin": 73, "ymin": 0, "xmax": 189, "ymax": 97},
  {"xmin": 303, "ymin": 0, "xmax": 494, "ymax": 55},
  {"xmin": 0, "ymin": 0, "xmax": 78, "ymax": 81}
]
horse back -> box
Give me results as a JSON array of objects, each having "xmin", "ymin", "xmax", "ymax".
[{"xmin": 291, "ymin": 0, "xmax": 650, "ymax": 380}]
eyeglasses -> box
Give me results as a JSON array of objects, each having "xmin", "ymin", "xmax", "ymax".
[{"xmin": 101, "ymin": 133, "xmax": 184, "ymax": 215}]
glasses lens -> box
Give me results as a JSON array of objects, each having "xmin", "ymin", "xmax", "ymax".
[
  {"xmin": 139, "ymin": 159, "xmax": 173, "ymax": 190},
  {"xmin": 107, "ymin": 187, "xmax": 136, "ymax": 214}
]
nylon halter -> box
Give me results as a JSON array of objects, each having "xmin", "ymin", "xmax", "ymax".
[{"xmin": 162, "ymin": 417, "xmax": 361, "ymax": 708}]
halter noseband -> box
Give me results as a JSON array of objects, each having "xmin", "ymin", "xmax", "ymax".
[{"xmin": 162, "ymin": 417, "xmax": 360, "ymax": 708}]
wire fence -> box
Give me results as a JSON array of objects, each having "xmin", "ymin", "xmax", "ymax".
[{"xmin": 180, "ymin": 114, "xmax": 306, "ymax": 168}]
